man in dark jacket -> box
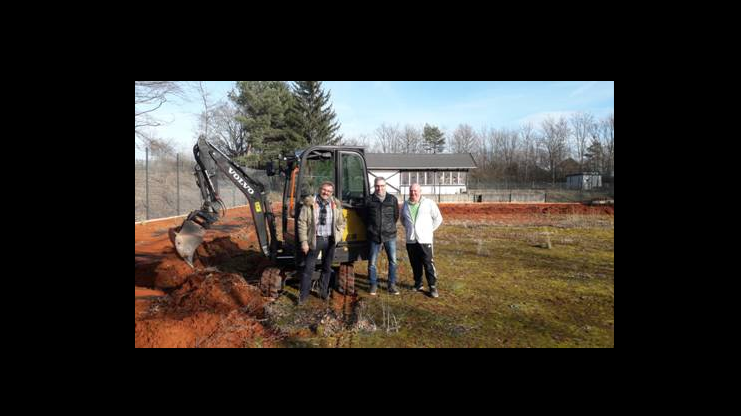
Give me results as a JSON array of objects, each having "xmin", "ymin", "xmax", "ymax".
[{"xmin": 365, "ymin": 177, "xmax": 400, "ymax": 295}]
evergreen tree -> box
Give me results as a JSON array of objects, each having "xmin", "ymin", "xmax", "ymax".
[
  {"xmin": 289, "ymin": 81, "xmax": 342, "ymax": 146},
  {"xmin": 422, "ymin": 124, "xmax": 446, "ymax": 153},
  {"xmin": 584, "ymin": 138, "xmax": 604, "ymax": 173},
  {"xmin": 230, "ymin": 81, "xmax": 306, "ymax": 163}
]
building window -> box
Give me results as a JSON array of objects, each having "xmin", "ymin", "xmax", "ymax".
[{"xmin": 401, "ymin": 171, "xmax": 409, "ymax": 186}]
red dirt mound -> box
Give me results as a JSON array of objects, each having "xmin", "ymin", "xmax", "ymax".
[
  {"xmin": 193, "ymin": 237, "xmax": 249, "ymax": 267},
  {"xmin": 135, "ymin": 272, "xmax": 274, "ymax": 348},
  {"xmin": 135, "ymin": 310, "xmax": 272, "ymax": 348},
  {"xmin": 135, "ymin": 255, "xmax": 195, "ymax": 289},
  {"xmin": 169, "ymin": 272, "xmax": 265, "ymax": 316}
]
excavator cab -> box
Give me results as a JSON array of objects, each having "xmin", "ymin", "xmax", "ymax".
[{"xmin": 278, "ymin": 146, "xmax": 370, "ymax": 266}]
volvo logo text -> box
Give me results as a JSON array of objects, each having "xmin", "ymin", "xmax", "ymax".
[{"xmin": 229, "ymin": 167, "xmax": 254, "ymax": 194}]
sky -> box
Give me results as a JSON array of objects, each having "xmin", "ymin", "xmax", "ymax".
[{"xmin": 135, "ymin": 81, "xmax": 614, "ymax": 158}]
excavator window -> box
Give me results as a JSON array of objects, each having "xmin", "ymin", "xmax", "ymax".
[
  {"xmin": 295, "ymin": 151, "xmax": 335, "ymax": 216},
  {"xmin": 341, "ymin": 152, "xmax": 367, "ymax": 206}
]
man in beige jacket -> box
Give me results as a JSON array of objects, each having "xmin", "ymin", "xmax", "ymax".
[{"xmin": 298, "ymin": 181, "xmax": 346, "ymax": 304}]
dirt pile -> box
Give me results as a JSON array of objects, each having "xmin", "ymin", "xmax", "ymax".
[
  {"xmin": 136, "ymin": 207, "xmax": 279, "ymax": 348},
  {"xmin": 169, "ymin": 272, "xmax": 265, "ymax": 316},
  {"xmin": 135, "ymin": 236, "xmax": 268, "ymax": 291},
  {"xmin": 135, "ymin": 271, "xmax": 275, "ymax": 348}
]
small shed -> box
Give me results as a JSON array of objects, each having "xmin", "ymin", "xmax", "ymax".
[{"xmin": 566, "ymin": 172, "xmax": 602, "ymax": 190}]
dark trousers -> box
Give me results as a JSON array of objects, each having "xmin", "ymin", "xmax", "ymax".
[
  {"xmin": 406, "ymin": 242, "xmax": 437, "ymax": 288},
  {"xmin": 300, "ymin": 236, "xmax": 336, "ymax": 301}
]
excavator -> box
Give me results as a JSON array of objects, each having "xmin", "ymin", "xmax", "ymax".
[{"xmin": 169, "ymin": 136, "xmax": 370, "ymax": 298}]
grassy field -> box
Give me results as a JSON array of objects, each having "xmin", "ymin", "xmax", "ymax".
[{"xmin": 265, "ymin": 216, "xmax": 614, "ymax": 348}]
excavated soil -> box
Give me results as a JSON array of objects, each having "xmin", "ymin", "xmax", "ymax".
[
  {"xmin": 135, "ymin": 271, "xmax": 274, "ymax": 348},
  {"xmin": 135, "ymin": 208, "xmax": 276, "ymax": 348}
]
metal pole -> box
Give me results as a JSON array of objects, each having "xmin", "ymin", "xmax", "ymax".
[
  {"xmin": 437, "ymin": 171, "xmax": 440, "ymax": 203},
  {"xmin": 176, "ymin": 153, "xmax": 180, "ymax": 216},
  {"xmin": 145, "ymin": 147, "xmax": 149, "ymax": 220}
]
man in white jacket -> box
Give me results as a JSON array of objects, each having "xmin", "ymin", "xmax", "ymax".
[{"xmin": 401, "ymin": 183, "xmax": 443, "ymax": 298}]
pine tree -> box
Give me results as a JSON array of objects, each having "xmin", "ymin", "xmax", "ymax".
[
  {"xmin": 423, "ymin": 124, "xmax": 446, "ymax": 154},
  {"xmin": 289, "ymin": 81, "xmax": 342, "ymax": 146},
  {"xmin": 230, "ymin": 81, "xmax": 307, "ymax": 163},
  {"xmin": 584, "ymin": 138, "xmax": 604, "ymax": 173}
]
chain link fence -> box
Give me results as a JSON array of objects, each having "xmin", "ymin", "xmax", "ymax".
[
  {"xmin": 135, "ymin": 148, "xmax": 283, "ymax": 222},
  {"xmin": 136, "ymin": 149, "xmax": 615, "ymax": 221}
]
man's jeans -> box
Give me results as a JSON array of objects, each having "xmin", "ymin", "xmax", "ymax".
[
  {"xmin": 368, "ymin": 239, "xmax": 397, "ymax": 287},
  {"xmin": 300, "ymin": 236, "xmax": 336, "ymax": 302}
]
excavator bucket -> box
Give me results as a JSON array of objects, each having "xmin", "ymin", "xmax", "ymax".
[{"xmin": 169, "ymin": 220, "xmax": 206, "ymax": 268}]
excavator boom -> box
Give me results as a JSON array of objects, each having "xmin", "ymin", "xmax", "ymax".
[{"xmin": 170, "ymin": 136, "xmax": 277, "ymax": 267}]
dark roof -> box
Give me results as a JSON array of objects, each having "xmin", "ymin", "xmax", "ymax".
[
  {"xmin": 566, "ymin": 172, "xmax": 601, "ymax": 177},
  {"xmin": 365, "ymin": 153, "xmax": 477, "ymax": 170}
]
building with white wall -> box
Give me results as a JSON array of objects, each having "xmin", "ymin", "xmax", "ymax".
[{"xmin": 365, "ymin": 153, "xmax": 477, "ymax": 198}]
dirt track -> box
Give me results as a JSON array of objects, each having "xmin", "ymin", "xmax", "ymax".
[{"xmin": 135, "ymin": 203, "xmax": 613, "ymax": 348}]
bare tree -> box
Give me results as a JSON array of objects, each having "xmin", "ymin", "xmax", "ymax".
[
  {"xmin": 570, "ymin": 112, "xmax": 595, "ymax": 170},
  {"xmin": 475, "ymin": 126, "xmax": 490, "ymax": 172},
  {"xmin": 140, "ymin": 135, "xmax": 177, "ymax": 157},
  {"xmin": 600, "ymin": 113, "xmax": 614, "ymax": 177},
  {"xmin": 501, "ymin": 129, "xmax": 518, "ymax": 168},
  {"xmin": 342, "ymin": 133, "xmax": 373, "ymax": 149},
  {"xmin": 486, "ymin": 128, "xmax": 506, "ymax": 180},
  {"xmin": 519, "ymin": 123, "xmax": 537, "ymax": 183},
  {"xmin": 540, "ymin": 116, "xmax": 571, "ymax": 183},
  {"xmin": 135, "ymin": 81, "xmax": 186, "ymax": 142},
  {"xmin": 196, "ymin": 81, "xmax": 215, "ymax": 139},
  {"xmin": 375, "ymin": 123, "xmax": 403, "ymax": 153},
  {"xmin": 451, "ymin": 124, "xmax": 478, "ymax": 154},
  {"xmin": 401, "ymin": 124, "xmax": 422, "ymax": 153},
  {"xmin": 210, "ymin": 100, "xmax": 249, "ymax": 158}
]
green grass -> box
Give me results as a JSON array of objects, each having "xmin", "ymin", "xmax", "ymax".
[{"xmin": 267, "ymin": 219, "xmax": 614, "ymax": 348}]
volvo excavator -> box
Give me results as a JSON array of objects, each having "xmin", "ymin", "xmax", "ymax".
[{"xmin": 169, "ymin": 136, "xmax": 370, "ymax": 298}]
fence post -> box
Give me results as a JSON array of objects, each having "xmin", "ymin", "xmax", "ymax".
[
  {"xmin": 145, "ymin": 147, "xmax": 149, "ymax": 220},
  {"xmin": 176, "ymin": 153, "xmax": 180, "ymax": 216}
]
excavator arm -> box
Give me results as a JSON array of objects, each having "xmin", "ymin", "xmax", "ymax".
[{"xmin": 170, "ymin": 135, "xmax": 277, "ymax": 267}]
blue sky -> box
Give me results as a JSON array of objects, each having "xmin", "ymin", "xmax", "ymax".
[{"xmin": 135, "ymin": 81, "xmax": 614, "ymax": 157}]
